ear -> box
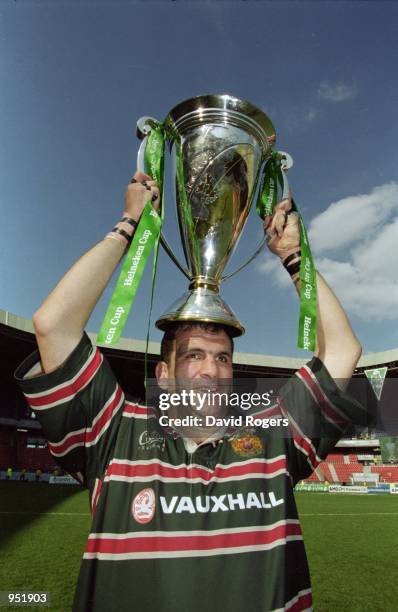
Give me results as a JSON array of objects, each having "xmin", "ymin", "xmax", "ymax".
[{"xmin": 155, "ymin": 360, "xmax": 169, "ymax": 390}]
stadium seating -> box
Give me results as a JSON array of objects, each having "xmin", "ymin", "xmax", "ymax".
[
  {"xmin": 325, "ymin": 453, "xmax": 345, "ymax": 463},
  {"xmin": 332, "ymin": 463, "xmax": 364, "ymax": 482},
  {"xmin": 305, "ymin": 471, "xmax": 321, "ymax": 482},
  {"xmin": 371, "ymin": 466, "xmax": 398, "ymax": 482},
  {"xmin": 318, "ymin": 463, "xmax": 335, "ymax": 482}
]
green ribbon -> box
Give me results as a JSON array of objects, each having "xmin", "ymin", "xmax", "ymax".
[
  {"xmin": 143, "ymin": 126, "xmax": 166, "ymax": 387},
  {"xmin": 294, "ymin": 198, "xmax": 317, "ymax": 351},
  {"xmin": 256, "ymin": 151, "xmax": 317, "ymax": 352},
  {"xmin": 97, "ymin": 126, "xmax": 165, "ymax": 347},
  {"xmin": 256, "ymin": 151, "xmax": 284, "ymax": 219}
]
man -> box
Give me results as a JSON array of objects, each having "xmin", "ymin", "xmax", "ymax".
[{"xmin": 15, "ymin": 171, "xmax": 363, "ymax": 611}]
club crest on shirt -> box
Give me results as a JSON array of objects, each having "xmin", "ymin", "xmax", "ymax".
[
  {"xmin": 228, "ymin": 428, "xmax": 264, "ymax": 458},
  {"xmin": 132, "ymin": 487, "xmax": 156, "ymax": 524}
]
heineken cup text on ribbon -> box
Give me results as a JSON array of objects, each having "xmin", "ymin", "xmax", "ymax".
[{"xmin": 97, "ymin": 204, "xmax": 161, "ymax": 346}]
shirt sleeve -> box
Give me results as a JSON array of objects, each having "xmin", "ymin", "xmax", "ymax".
[
  {"xmin": 14, "ymin": 333, "xmax": 125, "ymax": 488},
  {"xmin": 278, "ymin": 356, "xmax": 369, "ymax": 484}
]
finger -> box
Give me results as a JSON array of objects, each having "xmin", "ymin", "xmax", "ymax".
[
  {"xmin": 151, "ymin": 190, "xmax": 161, "ymax": 210},
  {"xmin": 150, "ymin": 186, "xmax": 160, "ymax": 201},
  {"xmin": 267, "ymin": 208, "xmax": 286, "ymax": 234},
  {"xmin": 263, "ymin": 217, "xmax": 275, "ymax": 237},
  {"xmin": 275, "ymin": 197, "xmax": 292, "ymax": 213},
  {"xmin": 274, "ymin": 211, "xmax": 287, "ymax": 237},
  {"xmin": 263, "ymin": 214, "xmax": 272, "ymax": 230},
  {"xmin": 143, "ymin": 180, "xmax": 158, "ymax": 189},
  {"xmin": 131, "ymin": 170, "xmax": 152, "ymax": 183},
  {"xmin": 263, "ymin": 198, "xmax": 290, "ymax": 226},
  {"xmin": 285, "ymin": 212, "xmax": 300, "ymax": 229}
]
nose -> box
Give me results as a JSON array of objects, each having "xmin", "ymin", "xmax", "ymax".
[{"xmin": 199, "ymin": 355, "xmax": 218, "ymax": 379}]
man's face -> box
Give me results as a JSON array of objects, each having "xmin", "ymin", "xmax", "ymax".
[{"xmin": 156, "ymin": 326, "xmax": 233, "ymax": 417}]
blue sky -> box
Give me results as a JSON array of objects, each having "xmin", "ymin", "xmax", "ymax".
[{"xmin": 1, "ymin": 0, "xmax": 398, "ymax": 357}]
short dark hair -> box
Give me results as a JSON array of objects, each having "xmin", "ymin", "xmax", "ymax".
[{"xmin": 160, "ymin": 321, "xmax": 235, "ymax": 364}]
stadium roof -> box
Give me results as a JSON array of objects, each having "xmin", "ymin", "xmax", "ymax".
[{"xmin": 1, "ymin": 309, "xmax": 398, "ymax": 373}]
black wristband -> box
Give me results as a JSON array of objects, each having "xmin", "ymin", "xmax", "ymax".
[
  {"xmin": 121, "ymin": 216, "xmax": 138, "ymax": 229},
  {"xmin": 111, "ymin": 227, "xmax": 132, "ymax": 243},
  {"xmin": 286, "ymin": 261, "xmax": 301, "ymax": 277},
  {"xmin": 283, "ymin": 251, "xmax": 301, "ymax": 270}
]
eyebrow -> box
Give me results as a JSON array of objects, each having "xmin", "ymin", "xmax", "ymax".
[{"xmin": 176, "ymin": 346, "xmax": 232, "ymax": 359}]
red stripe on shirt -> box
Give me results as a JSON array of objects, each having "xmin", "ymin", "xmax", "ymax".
[
  {"xmin": 85, "ymin": 522, "xmax": 302, "ymax": 555},
  {"xmin": 278, "ymin": 398, "xmax": 320, "ymax": 471},
  {"xmin": 298, "ymin": 367, "xmax": 348, "ymax": 430},
  {"xmin": 49, "ymin": 385, "xmax": 123, "ymax": 456},
  {"xmin": 91, "ymin": 478, "xmax": 103, "ymax": 516},
  {"xmin": 123, "ymin": 403, "xmax": 157, "ymax": 417},
  {"xmin": 106, "ymin": 456, "xmax": 287, "ymax": 482},
  {"xmin": 249, "ymin": 404, "xmax": 281, "ymax": 419},
  {"xmin": 27, "ymin": 349, "xmax": 103, "ymax": 408},
  {"xmin": 287, "ymin": 591, "xmax": 313, "ymax": 612}
]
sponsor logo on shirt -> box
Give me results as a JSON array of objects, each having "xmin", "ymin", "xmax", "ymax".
[
  {"xmin": 132, "ymin": 487, "xmax": 156, "ymax": 524},
  {"xmin": 160, "ymin": 491, "xmax": 284, "ymax": 514},
  {"xmin": 138, "ymin": 430, "xmax": 165, "ymax": 452},
  {"xmin": 229, "ymin": 429, "xmax": 264, "ymax": 458}
]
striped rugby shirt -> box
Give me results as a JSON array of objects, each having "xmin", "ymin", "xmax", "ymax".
[{"xmin": 15, "ymin": 333, "xmax": 365, "ymax": 612}]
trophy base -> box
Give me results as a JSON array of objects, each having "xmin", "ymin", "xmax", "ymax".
[{"xmin": 155, "ymin": 287, "xmax": 245, "ymax": 337}]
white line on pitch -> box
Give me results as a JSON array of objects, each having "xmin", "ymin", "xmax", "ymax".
[{"xmin": 301, "ymin": 512, "xmax": 398, "ymax": 516}]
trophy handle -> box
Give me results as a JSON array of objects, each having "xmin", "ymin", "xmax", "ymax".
[
  {"xmin": 222, "ymin": 151, "xmax": 293, "ymax": 282},
  {"xmin": 221, "ymin": 236, "xmax": 268, "ymax": 281},
  {"xmin": 160, "ymin": 232, "xmax": 192, "ymax": 280},
  {"xmin": 136, "ymin": 116, "xmax": 158, "ymax": 140}
]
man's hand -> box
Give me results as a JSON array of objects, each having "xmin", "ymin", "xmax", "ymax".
[
  {"xmin": 263, "ymin": 191, "xmax": 362, "ymax": 384},
  {"xmin": 125, "ymin": 171, "xmax": 160, "ymax": 222},
  {"xmin": 264, "ymin": 194, "xmax": 300, "ymax": 262},
  {"xmin": 33, "ymin": 169, "xmax": 161, "ymax": 373}
]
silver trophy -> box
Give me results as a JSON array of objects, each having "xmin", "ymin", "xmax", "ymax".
[{"xmin": 137, "ymin": 94, "xmax": 279, "ymax": 336}]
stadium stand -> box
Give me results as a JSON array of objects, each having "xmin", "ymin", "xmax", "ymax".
[
  {"xmin": 303, "ymin": 461, "xmax": 398, "ymax": 485},
  {"xmin": 372, "ymin": 466, "xmax": 398, "ymax": 482},
  {"xmin": 1, "ymin": 309, "xmax": 398, "ymax": 480},
  {"xmin": 325, "ymin": 453, "xmax": 345, "ymax": 463}
]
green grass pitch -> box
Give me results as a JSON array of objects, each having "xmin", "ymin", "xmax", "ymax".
[{"xmin": 1, "ymin": 483, "xmax": 397, "ymax": 611}]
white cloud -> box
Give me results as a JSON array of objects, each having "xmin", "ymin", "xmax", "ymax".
[
  {"xmin": 307, "ymin": 183, "xmax": 398, "ymax": 254},
  {"xmin": 316, "ymin": 256, "xmax": 398, "ymax": 320},
  {"xmin": 318, "ymin": 80, "xmax": 357, "ymax": 102},
  {"xmin": 257, "ymin": 182, "xmax": 398, "ymax": 321},
  {"xmin": 351, "ymin": 216, "xmax": 398, "ymax": 282},
  {"xmin": 257, "ymin": 256, "xmax": 291, "ymax": 288}
]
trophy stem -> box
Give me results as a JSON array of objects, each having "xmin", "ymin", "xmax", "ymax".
[{"xmin": 188, "ymin": 277, "xmax": 219, "ymax": 292}]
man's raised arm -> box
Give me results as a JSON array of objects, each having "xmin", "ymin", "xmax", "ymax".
[
  {"xmin": 33, "ymin": 172, "xmax": 159, "ymax": 373},
  {"xmin": 265, "ymin": 196, "xmax": 361, "ymax": 388}
]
